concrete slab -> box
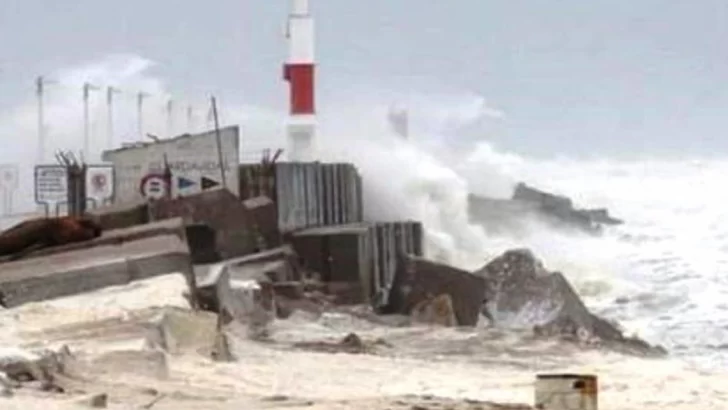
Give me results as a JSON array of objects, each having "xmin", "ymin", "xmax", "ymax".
[
  {"xmin": 0, "ymin": 217, "xmax": 189, "ymax": 264},
  {"xmin": 0, "ymin": 235, "xmax": 193, "ymax": 308}
]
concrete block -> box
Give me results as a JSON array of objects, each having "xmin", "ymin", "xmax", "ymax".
[
  {"xmin": 143, "ymin": 308, "xmax": 218, "ymax": 355},
  {"xmin": 0, "ymin": 235, "xmax": 193, "ymax": 308},
  {"xmin": 386, "ymin": 254, "xmax": 486, "ymax": 327},
  {"xmin": 0, "ymin": 217, "xmax": 188, "ymax": 264},
  {"xmin": 88, "ymin": 201, "xmax": 149, "ymax": 231},
  {"xmin": 195, "ymin": 247, "xmax": 297, "ymax": 313},
  {"xmin": 242, "ymin": 196, "xmax": 281, "ymax": 250},
  {"xmin": 148, "ymin": 189, "xmax": 271, "ymax": 259}
]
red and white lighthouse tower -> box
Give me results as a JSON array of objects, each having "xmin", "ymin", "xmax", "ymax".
[{"xmin": 284, "ymin": 0, "xmax": 316, "ymax": 161}]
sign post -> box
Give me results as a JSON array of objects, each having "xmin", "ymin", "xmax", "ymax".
[
  {"xmin": 34, "ymin": 165, "xmax": 67, "ymax": 217},
  {"xmin": 85, "ymin": 165, "xmax": 115, "ymax": 207},
  {"xmin": 0, "ymin": 164, "xmax": 19, "ymax": 216},
  {"xmin": 35, "ymin": 164, "xmax": 115, "ymax": 216}
]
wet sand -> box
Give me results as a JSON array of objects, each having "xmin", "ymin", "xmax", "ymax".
[{"xmin": 0, "ymin": 274, "xmax": 725, "ymax": 410}]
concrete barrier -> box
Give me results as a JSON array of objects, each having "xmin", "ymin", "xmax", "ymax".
[
  {"xmin": 0, "ymin": 217, "xmax": 188, "ymax": 264},
  {"xmin": 88, "ymin": 201, "xmax": 149, "ymax": 231},
  {"xmin": 148, "ymin": 189, "xmax": 276, "ymax": 260},
  {"xmin": 385, "ymin": 254, "xmax": 486, "ymax": 326},
  {"xmin": 0, "ymin": 234, "xmax": 194, "ymax": 308},
  {"xmin": 195, "ymin": 253, "xmax": 283, "ymax": 338}
]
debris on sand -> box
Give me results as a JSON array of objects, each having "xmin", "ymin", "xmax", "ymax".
[{"xmin": 292, "ymin": 332, "xmax": 389, "ymax": 355}]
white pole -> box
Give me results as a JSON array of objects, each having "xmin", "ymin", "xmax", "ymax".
[
  {"xmin": 36, "ymin": 76, "xmax": 58, "ymax": 164},
  {"xmin": 106, "ymin": 86, "xmax": 120, "ymax": 151},
  {"xmin": 36, "ymin": 76, "xmax": 45, "ymax": 164},
  {"xmin": 186, "ymin": 105, "xmax": 194, "ymax": 132},
  {"xmin": 166, "ymin": 99, "xmax": 174, "ymax": 137},
  {"xmin": 82, "ymin": 82, "xmax": 100, "ymax": 158},
  {"xmin": 137, "ymin": 92, "xmax": 149, "ymax": 139}
]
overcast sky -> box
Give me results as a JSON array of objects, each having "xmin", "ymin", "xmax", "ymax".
[{"xmin": 1, "ymin": 0, "xmax": 727, "ymax": 158}]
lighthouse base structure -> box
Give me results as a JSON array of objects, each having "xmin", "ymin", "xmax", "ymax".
[{"xmin": 286, "ymin": 120, "xmax": 316, "ymax": 162}]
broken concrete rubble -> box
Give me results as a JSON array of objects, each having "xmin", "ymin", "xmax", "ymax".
[
  {"xmin": 0, "ymin": 345, "xmax": 75, "ymax": 395},
  {"xmin": 194, "ymin": 246, "xmax": 300, "ymax": 312},
  {"xmin": 292, "ymin": 332, "xmax": 389, "ymax": 355},
  {"xmin": 143, "ymin": 308, "xmax": 219, "ymax": 355},
  {"xmin": 148, "ymin": 189, "xmax": 278, "ymax": 259},
  {"xmin": 195, "ymin": 257, "xmax": 278, "ymax": 340},
  {"xmin": 384, "ymin": 255, "xmax": 486, "ymax": 327},
  {"xmin": 475, "ymin": 248, "xmax": 667, "ymax": 356},
  {"xmin": 0, "ymin": 234, "xmax": 194, "ymax": 308},
  {"xmin": 410, "ymin": 294, "xmax": 458, "ymax": 327}
]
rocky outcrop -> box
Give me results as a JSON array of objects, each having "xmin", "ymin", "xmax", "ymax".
[
  {"xmin": 468, "ymin": 183, "xmax": 623, "ymax": 236},
  {"xmin": 475, "ymin": 249, "xmax": 666, "ymax": 356},
  {"xmin": 512, "ymin": 182, "xmax": 623, "ymax": 231}
]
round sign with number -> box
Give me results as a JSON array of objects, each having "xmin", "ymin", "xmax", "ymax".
[
  {"xmin": 139, "ymin": 174, "xmax": 169, "ymax": 200},
  {"xmin": 90, "ymin": 173, "xmax": 107, "ymax": 195}
]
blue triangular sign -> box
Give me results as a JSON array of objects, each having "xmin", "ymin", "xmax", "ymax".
[{"xmin": 178, "ymin": 176, "xmax": 196, "ymax": 189}]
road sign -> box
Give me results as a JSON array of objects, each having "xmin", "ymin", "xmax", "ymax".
[
  {"xmin": 85, "ymin": 165, "xmax": 115, "ymax": 202},
  {"xmin": 201, "ymin": 176, "xmax": 220, "ymax": 190},
  {"xmin": 35, "ymin": 164, "xmax": 115, "ymax": 208},
  {"xmin": 139, "ymin": 174, "xmax": 169, "ymax": 200},
  {"xmin": 177, "ymin": 176, "xmax": 196, "ymax": 190},
  {"xmin": 34, "ymin": 165, "xmax": 68, "ymax": 205},
  {"xmin": 0, "ymin": 164, "xmax": 19, "ymax": 191}
]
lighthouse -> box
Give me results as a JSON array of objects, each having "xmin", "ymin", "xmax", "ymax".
[{"xmin": 284, "ymin": 0, "xmax": 316, "ymax": 161}]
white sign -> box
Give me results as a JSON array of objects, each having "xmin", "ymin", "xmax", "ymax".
[
  {"xmin": 103, "ymin": 126, "xmax": 240, "ymax": 204},
  {"xmin": 34, "ymin": 165, "xmax": 68, "ymax": 204},
  {"xmin": 34, "ymin": 164, "xmax": 115, "ymax": 206},
  {"xmin": 85, "ymin": 165, "xmax": 115, "ymax": 202},
  {"xmin": 0, "ymin": 164, "xmax": 19, "ymax": 191}
]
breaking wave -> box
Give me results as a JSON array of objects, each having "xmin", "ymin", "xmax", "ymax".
[{"xmin": 3, "ymin": 54, "xmax": 728, "ymax": 371}]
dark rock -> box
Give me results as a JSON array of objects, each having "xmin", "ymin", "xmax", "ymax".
[
  {"xmin": 468, "ymin": 183, "xmax": 623, "ymax": 237},
  {"xmin": 293, "ymin": 332, "xmax": 375, "ymax": 354},
  {"xmin": 475, "ymin": 249, "xmax": 666, "ymax": 356},
  {"xmin": 81, "ymin": 393, "xmax": 108, "ymax": 408},
  {"xmin": 385, "ymin": 255, "xmax": 486, "ymax": 327},
  {"xmin": 513, "ymin": 182, "xmax": 623, "ymax": 231}
]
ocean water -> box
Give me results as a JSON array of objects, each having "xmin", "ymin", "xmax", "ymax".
[
  {"xmin": 2, "ymin": 54, "xmax": 728, "ymax": 376},
  {"xmin": 320, "ymin": 129, "xmax": 728, "ymax": 371}
]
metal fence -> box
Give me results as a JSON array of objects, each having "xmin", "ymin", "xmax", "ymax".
[{"xmin": 239, "ymin": 162, "xmax": 364, "ymax": 233}]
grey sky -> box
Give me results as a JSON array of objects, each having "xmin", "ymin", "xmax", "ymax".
[{"xmin": 1, "ymin": 0, "xmax": 727, "ymax": 158}]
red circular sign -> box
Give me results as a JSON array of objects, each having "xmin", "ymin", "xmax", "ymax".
[{"xmin": 139, "ymin": 173, "xmax": 169, "ymax": 199}]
